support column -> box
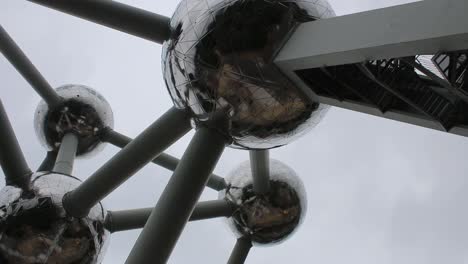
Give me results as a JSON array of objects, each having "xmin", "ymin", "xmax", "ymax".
[
  {"xmin": 37, "ymin": 151, "xmax": 58, "ymax": 172},
  {"xmin": 190, "ymin": 200, "xmax": 234, "ymax": 222},
  {"xmin": 52, "ymin": 133, "xmax": 79, "ymax": 175},
  {"xmin": 63, "ymin": 107, "xmax": 191, "ymax": 218},
  {"xmin": 227, "ymin": 237, "xmax": 253, "ymax": 264},
  {"xmin": 250, "ymin": 150, "xmax": 270, "ymax": 194},
  {"xmin": 0, "ymin": 26, "xmax": 62, "ymax": 107},
  {"xmin": 27, "ymin": 0, "xmax": 171, "ymax": 44},
  {"xmin": 125, "ymin": 127, "xmax": 227, "ymax": 264},
  {"xmin": 101, "ymin": 128, "xmax": 227, "ymax": 191},
  {"xmin": 105, "ymin": 200, "xmax": 234, "ymax": 233},
  {"xmin": 0, "ymin": 100, "xmax": 32, "ymax": 189}
]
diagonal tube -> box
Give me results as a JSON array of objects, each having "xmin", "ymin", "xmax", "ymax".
[
  {"xmin": 53, "ymin": 133, "xmax": 79, "ymax": 175},
  {"xmin": 63, "ymin": 107, "xmax": 191, "ymax": 218},
  {"xmin": 101, "ymin": 128, "xmax": 227, "ymax": 191},
  {"xmin": 227, "ymin": 237, "xmax": 253, "ymax": 264},
  {"xmin": 27, "ymin": 0, "xmax": 171, "ymax": 44},
  {"xmin": 0, "ymin": 25, "xmax": 62, "ymax": 107},
  {"xmin": 0, "ymin": 100, "xmax": 32, "ymax": 189},
  {"xmin": 37, "ymin": 151, "xmax": 58, "ymax": 172},
  {"xmin": 250, "ymin": 150, "xmax": 270, "ymax": 194},
  {"xmin": 105, "ymin": 200, "xmax": 235, "ymax": 233},
  {"xmin": 125, "ymin": 127, "xmax": 227, "ymax": 264}
]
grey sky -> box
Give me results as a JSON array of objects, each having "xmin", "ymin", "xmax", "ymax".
[{"xmin": 2, "ymin": 0, "xmax": 468, "ymax": 263}]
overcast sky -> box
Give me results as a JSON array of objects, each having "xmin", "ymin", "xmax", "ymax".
[{"xmin": 2, "ymin": 0, "xmax": 468, "ymax": 263}]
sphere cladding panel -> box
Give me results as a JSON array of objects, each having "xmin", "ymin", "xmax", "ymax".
[
  {"xmin": 220, "ymin": 160, "xmax": 307, "ymax": 245},
  {"xmin": 163, "ymin": 0, "xmax": 335, "ymax": 149},
  {"xmin": 34, "ymin": 84, "xmax": 114, "ymax": 157},
  {"xmin": 0, "ymin": 173, "xmax": 109, "ymax": 264}
]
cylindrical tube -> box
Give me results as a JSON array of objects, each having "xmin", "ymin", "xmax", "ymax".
[
  {"xmin": 63, "ymin": 107, "xmax": 191, "ymax": 218},
  {"xmin": 0, "ymin": 26, "xmax": 62, "ymax": 107},
  {"xmin": 37, "ymin": 151, "xmax": 58, "ymax": 172},
  {"xmin": 250, "ymin": 150, "xmax": 270, "ymax": 194},
  {"xmin": 27, "ymin": 0, "xmax": 171, "ymax": 44},
  {"xmin": 53, "ymin": 133, "xmax": 79, "ymax": 175},
  {"xmin": 227, "ymin": 237, "xmax": 253, "ymax": 264},
  {"xmin": 106, "ymin": 200, "xmax": 234, "ymax": 233},
  {"xmin": 0, "ymin": 100, "xmax": 32, "ymax": 189},
  {"xmin": 102, "ymin": 128, "xmax": 227, "ymax": 191},
  {"xmin": 125, "ymin": 127, "xmax": 227, "ymax": 264}
]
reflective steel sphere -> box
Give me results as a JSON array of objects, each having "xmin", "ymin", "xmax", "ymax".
[
  {"xmin": 162, "ymin": 0, "xmax": 334, "ymax": 149},
  {"xmin": 0, "ymin": 173, "xmax": 109, "ymax": 264},
  {"xmin": 220, "ymin": 160, "xmax": 307, "ymax": 245},
  {"xmin": 35, "ymin": 85, "xmax": 114, "ymax": 157}
]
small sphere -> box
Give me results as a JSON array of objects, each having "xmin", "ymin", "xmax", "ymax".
[
  {"xmin": 34, "ymin": 85, "xmax": 114, "ymax": 157},
  {"xmin": 0, "ymin": 173, "xmax": 109, "ymax": 263},
  {"xmin": 163, "ymin": 0, "xmax": 334, "ymax": 149},
  {"xmin": 220, "ymin": 160, "xmax": 307, "ymax": 245}
]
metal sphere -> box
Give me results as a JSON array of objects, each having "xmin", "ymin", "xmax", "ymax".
[
  {"xmin": 0, "ymin": 173, "xmax": 109, "ymax": 264},
  {"xmin": 220, "ymin": 160, "xmax": 307, "ymax": 245},
  {"xmin": 162, "ymin": 0, "xmax": 334, "ymax": 149},
  {"xmin": 34, "ymin": 85, "xmax": 114, "ymax": 157}
]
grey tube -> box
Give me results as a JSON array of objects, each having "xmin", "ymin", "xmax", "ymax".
[
  {"xmin": 0, "ymin": 100, "xmax": 32, "ymax": 189},
  {"xmin": 227, "ymin": 237, "xmax": 253, "ymax": 264},
  {"xmin": 250, "ymin": 150, "xmax": 270, "ymax": 194},
  {"xmin": 53, "ymin": 133, "xmax": 79, "ymax": 175},
  {"xmin": 102, "ymin": 128, "xmax": 227, "ymax": 191},
  {"xmin": 27, "ymin": 0, "xmax": 171, "ymax": 44},
  {"xmin": 0, "ymin": 25, "xmax": 61, "ymax": 107},
  {"xmin": 63, "ymin": 107, "xmax": 191, "ymax": 218},
  {"xmin": 37, "ymin": 151, "xmax": 58, "ymax": 172},
  {"xmin": 106, "ymin": 200, "xmax": 234, "ymax": 233},
  {"xmin": 125, "ymin": 127, "xmax": 227, "ymax": 264}
]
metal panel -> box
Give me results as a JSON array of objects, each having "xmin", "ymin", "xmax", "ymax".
[
  {"xmin": 319, "ymin": 96, "xmax": 468, "ymax": 137},
  {"xmin": 275, "ymin": 0, "xmax": 468, "ymax": 70}
]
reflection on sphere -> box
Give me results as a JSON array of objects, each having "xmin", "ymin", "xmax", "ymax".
[
  {"xmin": 0, "ymin": 173, "xmax": 109, "ymax": 264},
  {"xmin": 220, "ymin": 160, "xmax": 307, "ymax": 245},
  {"xmin": 34, "ymin": 85, "xmax": 114, "ymax": 157},
  {"xmin": 163, "ymin": 0, "xmax": 334, "ymax": 149}
]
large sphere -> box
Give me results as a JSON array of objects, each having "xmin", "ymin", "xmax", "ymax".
[
  {"xmin": 220, "ymin": 160, "xmax": 307, "ymax": 245},
  {"xmin": 34, "ymin": 85, "xmax": 114, "ymax": 157},
  {"xmin": 163, "ymin": 0, "xmax": 334, "ymax": 149},
  {"xmin": 0, "ymin": 173, "xmax": 109, "ymax": 263}
]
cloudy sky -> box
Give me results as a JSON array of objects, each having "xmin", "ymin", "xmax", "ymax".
[{"xmin": 2, "ymin": 0, "xmax": 468, "ymax": 263}]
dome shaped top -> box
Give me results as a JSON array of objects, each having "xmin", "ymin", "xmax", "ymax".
[{"xmin": 163, "ymin": 0, "xmax": 334, "ymax": 149}]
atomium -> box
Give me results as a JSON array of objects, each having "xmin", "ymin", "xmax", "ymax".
[
  {"xmin": 163, "ymin": 0, "xmax": 334, "ymax": 149},
  {"xmin": 1, "ymin": 0, "xmax": 467, "ymax": 263},
  {"xmin": 221, "ymin": 160, "xmax": 306, "ymax": 245},
  {"xmin": 0, "ymin": 173, "xmax": 109, "ymax": 264}
]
